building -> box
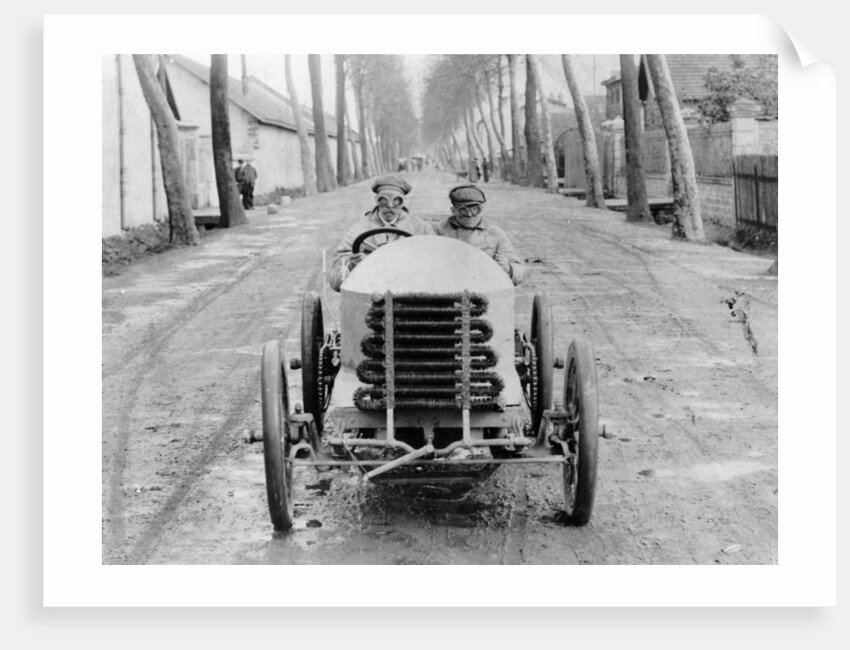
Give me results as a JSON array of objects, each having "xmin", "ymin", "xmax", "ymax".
[
  {"xmin": 596, "ymin": 55, "xmax": 778, "ymax": 227},
  {"xmin": 548, "ymin": 95, "xmax": 607, "ymax": 188},
  {"xmin": 102, "ymin": 54, "xmax": 354, "ymax": 238},
  {"xmin": 600, "ymin": 54, "xmax": 778, "ymax": 127}
]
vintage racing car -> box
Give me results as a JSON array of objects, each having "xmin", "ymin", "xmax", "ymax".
[{"xmin": 254, "ymin": 229, "xmax": 600, "ymax": 531}]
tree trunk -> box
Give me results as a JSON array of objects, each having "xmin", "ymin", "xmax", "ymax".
[
  {"xmin": 645, "ymin": 54, "xmax": 704, "ymax": 241},
  {"xmin": 377, "ymin": 128, "xmax": 389, "ymax": 173},
  {"xmin": 443, "ymin": 140, "xmax": 456, "ymax": 169},
  {"xmin": 483, "ymin": 65, "xmax": 510, "ymax": 180},
  {"xmin": 210, "ymin": 55, "xmax": 247, "ymax": 228},
  {"xmin": 451, "ymin": 132, "xmax": 465, "ymax": 172},
  {"xmin": 353, "ymin": 74, "xmax": 370, "ymax": 179},
  {"xmin": 562, "ymin": 55, "xmax": 606, "ymax": 208},
  {"xmin": 462, "ymin": 111, "xmax": 478, "ymax": 181},
  {"xmin": 473, "ymin": 78, "xmax": 497, "ymax": 179},
  {"xmin": 334, "ymin": 54, "xmax": 350, "ymax": 186},
  {"xmin": 496, "ymin": 57, "xmax": 509, "ymax": 179},
  {"xmin": 528, "ymin": 55, "xmax": 558, "ymax": 193},
  {"xmin": 285, "ymin": 55, "xmax": 317, "ymax": 196},
  {"xmin": 524, "ymin": 56, "xmax": 544, "ymax": 188},
  {"xmin": 467, "ymin": 107, "xmax": 487, "ymax": 168},
  {"xmin": 345, "ymin": 96, "xmax": 361, "ymax": 181},
  {"xmin": 507, "ymin": 55, "xmax": 524, "ymax": 184},
  {"xmin": 620, "ymin": 54, "xmax": 652, "ymax": 221},
  {"xmin": 308, "ymin": 54, "xmax": 337, "ymax": 193},
  {"xmin": 132, "ymin": 54, "xmax": 199, "ymax": 245},
  {"xmin": 367, "ymin": 120, "xmax": 382, "ymax": 174}
]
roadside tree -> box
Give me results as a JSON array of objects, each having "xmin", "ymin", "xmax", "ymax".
[
  {"xmin": 507, "ymin": 55, "xmax": 525, "ymax": 184},
  {"xmin": 561, "ymin": 55, "xmax": 606, "ymax": 208},
  {"xmin": 528, "ymin": 55, "xmax": 558, "ymax": 193},
  {"xmin": 308, "ymin": 54, "xmax": 338, "ymax": 193},
  {"xmin": 210, "ymin": 54, "xmax": 247, "ymax": 228},
  {"xmin": 619, "ymin": 54, "xmax": 651, "ymax": 221},
  {"xmin": 132, "ymin": 54, "xmax": 200, "ymax": 245},
  {"xmin": 483, "ymin": 57, "xmax": 510, "ymax": 179},
  {"xmin": 524, "ymin": 55, "xmax": 544, "ymax": 188},
  {"xmin": 335, "ymin": 54, "xmax": 350, "ymax": 186},
  {"xmin": 285, "ymin": 55, "xmax": 317, "ymax": 195},
  {"xmin": 646, "ymin": 54, "xmax": 704, "ymax": 241}
]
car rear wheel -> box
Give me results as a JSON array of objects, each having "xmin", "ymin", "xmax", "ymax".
[
  {"xmin": 261, "ymin": 340, "xmax": 294, "ymax": 531},
  {"xmin": 561, "ymin": 337, "xmax": 599, "ymax": 526}
]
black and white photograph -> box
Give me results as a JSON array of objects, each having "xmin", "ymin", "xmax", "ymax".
[
  {"xmin": 38, "ymin": 12, "xmax": 836, "ymax": 617},
  {"xmin": 100, "ymin": 51, "xmax": 781, "ymax": 567}
]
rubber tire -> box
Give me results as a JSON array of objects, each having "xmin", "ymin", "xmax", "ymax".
[
  {"xmin": 531, "ymin": 293, "xmax": 554, "ymax": 436},
  {"xmin": 261, "ymin": 340, "xmax": 293, "ymax": 531},
  {"xmin": 301, "ymin": 292, "xmax": 324, "ymax": 434},
  {"xmin": 350, "ymin": 227, "xmax": 413, "ymax": 254},
  {"xmin": 562, "ymin": 337, "xmax": 599, "ymax": 526}
]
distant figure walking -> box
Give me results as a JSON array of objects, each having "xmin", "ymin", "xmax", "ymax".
[
  {"xmin": 241, "ymin": 161, "xmax": 257, "ymax": 209},
  {"xmin": 482, "ymin": 158, "xmax": 490, "ymax": 183}
]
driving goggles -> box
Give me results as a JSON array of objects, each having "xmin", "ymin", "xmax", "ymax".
[
  {"xmin": 376, "ymin": 194, "xmax": 405, "ymax": 208},
  {"xmin": 456, "ymin": 203, "xmax": 482, "ymax": 218}
]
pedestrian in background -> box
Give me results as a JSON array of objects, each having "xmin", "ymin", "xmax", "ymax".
[{"xmin": 241, "ymin": 160, "xmax": 257, "ymax": 209}]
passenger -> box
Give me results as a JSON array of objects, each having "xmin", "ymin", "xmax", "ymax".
[
  {"xmin": 328, "ymin": 175, "xmax": 435, "ymax": 291},
  {"xmin": 434, "ymin": 184, "xmax": 525, "ymax": 285}
]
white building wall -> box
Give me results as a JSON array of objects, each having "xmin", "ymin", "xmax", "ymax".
[
  {"xmin": 102, "ymin": 55, "xmax": 168, "ymax": 238},
  {"xmin": 102, "ymin": 55, "xmax": 340, "ymax": 238},
  {"xmin": 165, "ymin": 62, "xmax": 327, "ymax": 199}
]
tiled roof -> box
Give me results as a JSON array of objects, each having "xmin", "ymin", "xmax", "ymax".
[
  {"xmin": 660, "ymin": 54, "xmax": 776, "ymax": 101},
  {"xmin": 167, "ymin": 54, "xmax": 342, "ymax": 137}
]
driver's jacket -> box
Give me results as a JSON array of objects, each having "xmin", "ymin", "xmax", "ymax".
[
  {"xmin": 433, "ymin": 216, "xmax": 525, "ymax": 286},
  {"xmin": 328, "ymin": 208, "xmax": 436, "ymax": 291}
]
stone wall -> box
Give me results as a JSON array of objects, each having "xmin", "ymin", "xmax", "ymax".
[
  {"xmin": 758, "ymin": 119, "xmax": 778, "ymax": 155},
  {"xmin": 696, "ymin": 177, "xmax": 735, "ymax": 227},
  {"xmin": 644, "ymin": 174, "xmax": 669, "ymax": 197},
  {"xmin": 600, "ymin": 101, "xmax": 777, "ymax": 229}
]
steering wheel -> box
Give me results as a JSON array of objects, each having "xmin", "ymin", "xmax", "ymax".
[{"xmin": 351, "ymin": 227, "xmax": 414, "ymax": 254}]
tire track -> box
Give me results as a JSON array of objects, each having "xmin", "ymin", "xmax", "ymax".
[
  {"xmin": 111, "ymin": 261, "xmax": 322, "ymax": 564},
  {"xmin": 103, "ymin": 253, "xmax": 277, "ymax": 557},
  {"xmin": 510, "ymin": 215, "xmax": 777, "ymax": 561},
  {"xmin": 102, "ymin": 252, "xmax": 266, "ymax": 378}
]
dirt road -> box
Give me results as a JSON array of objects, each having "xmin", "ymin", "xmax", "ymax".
[{"xmin": 101, "ymin": 171, "xmax": 778, "ymax": 565}]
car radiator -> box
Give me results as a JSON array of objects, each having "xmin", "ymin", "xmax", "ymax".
[{"xmin": 354, "ymin": 292, "xmax": 503, "ymax": 410}]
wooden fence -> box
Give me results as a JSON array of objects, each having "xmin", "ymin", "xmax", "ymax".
[{"xmin": 733, "ymin": 155, "xmax": 778, "ymax": 230}]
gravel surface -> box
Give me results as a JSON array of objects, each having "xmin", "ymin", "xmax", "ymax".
[{"xmin": 102, "ymin": 170, "xmax": 778, "ymax": 565}]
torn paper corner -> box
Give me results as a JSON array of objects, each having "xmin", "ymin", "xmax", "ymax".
[{"xmin": 763, "ymin": 15, "xmax": 826, "ymax": 69}]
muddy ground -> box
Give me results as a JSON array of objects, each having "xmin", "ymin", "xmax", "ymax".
[{"xmin": 101, "ymin": 171, "xmax": 777, "ymax": 565}]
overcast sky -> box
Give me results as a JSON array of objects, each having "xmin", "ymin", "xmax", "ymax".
[{"xmin": 185, "ymin": 53, "xmax": 619, "ymax": 120}]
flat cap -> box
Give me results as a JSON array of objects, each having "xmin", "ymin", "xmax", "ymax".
[
  {"xmin": 372, "ymin": 175, "xmax": 412, "ymax": 195},
  {"xmin": 449, "ymin": 184, "xmax": 486, "ymax": 205}
]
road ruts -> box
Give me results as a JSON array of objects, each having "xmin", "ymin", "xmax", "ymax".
[
  {"xmin": 102, "ymin": 172, "xmax": 778, "ymax": 565},
  {"xmin": 102, "ymin": 188, "xmax": 356, "ymax": 564}
]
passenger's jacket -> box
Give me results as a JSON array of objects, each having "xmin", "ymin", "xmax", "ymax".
[
  {"xmin": 328, "ymin": 208, "xmax": 436, "ymax": 291},
  {"xmin": 434, "ymin": 216, "xmax": 525, "ymax": 285}
]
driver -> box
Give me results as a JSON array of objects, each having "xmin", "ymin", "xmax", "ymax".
[
  {"xmin": 328, "ymin": 175, "xmax": 435, "ymax": 291},
  {"xmin": 434, "ymin": 184, "xmax": 525, "ymax": 285}
]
